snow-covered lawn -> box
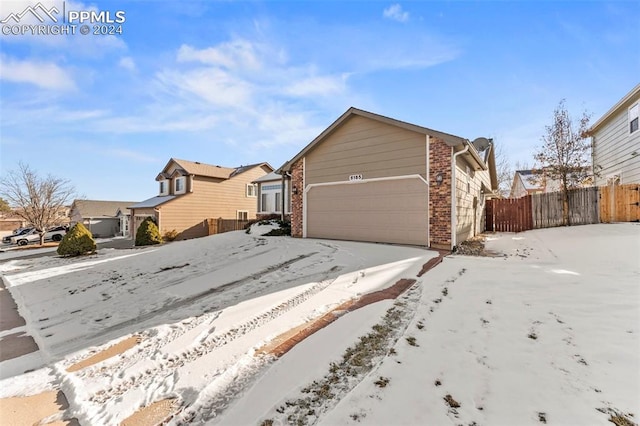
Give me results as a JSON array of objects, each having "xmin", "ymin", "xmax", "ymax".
[{"xmin": 0, "ymin": 223, "xmax": 638, "ymax": 425}]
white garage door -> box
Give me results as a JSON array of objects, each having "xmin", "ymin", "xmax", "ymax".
[{"xmin": 306, "ymin": 177, "xmax": 428, "ymax": 246}]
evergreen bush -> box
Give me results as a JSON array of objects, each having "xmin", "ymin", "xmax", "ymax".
[
  {"xmin": 136, "ymin": 217, "xmax": 162, "ymax": 246},
  {"xmin": 57, "ymin": 222, "xmax": 97, "ymax": 257}
]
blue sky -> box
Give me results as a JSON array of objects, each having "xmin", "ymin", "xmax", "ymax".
[{"xmin": 0, "ymin": 0, "xmax": 638, "ymax": 202}]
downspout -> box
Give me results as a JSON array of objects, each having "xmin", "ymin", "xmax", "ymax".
[
  {"xmin": 451, "ymin": 143, "xmax": 470, "ymax": 251},
  {"xmin": 426, "ymin": 135, "xmax": 430, "ymax": 247},
  {"xmin": 281, "ymin": 173, "xmax": 286, "ymax": 221}
]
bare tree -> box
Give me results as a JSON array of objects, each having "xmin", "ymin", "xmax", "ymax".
[
  {"xmin": 493, "ymin": 141, "xmax": 512, "ymax": 198},
  {"xmin": 535, "ymin": 100, "xmax": 591, "ymax": 225},
  {"xmin": 0, "ymin": 162, "xmax": 76, "ymax": 245}
]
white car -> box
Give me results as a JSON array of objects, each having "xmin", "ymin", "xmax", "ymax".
[{"xmin": 11, "ymin": 226, "xmax": 68, "ymax": 246}]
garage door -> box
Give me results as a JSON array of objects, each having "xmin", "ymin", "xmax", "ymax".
[{"xmin": 306, "ymin": 177, "xmax": 428, "ymax": 246}]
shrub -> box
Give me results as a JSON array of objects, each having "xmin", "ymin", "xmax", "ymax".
[
  {"xmin": 163, "ymin": 229, "xmax": 179, "ymax": 242},
  {"xmin": 136, "ymin": 217, "xmax": 162, "ymax": 246},
  {"xmin": 57, "ymin": 222, "xmax": 97, "ymax": 257}
]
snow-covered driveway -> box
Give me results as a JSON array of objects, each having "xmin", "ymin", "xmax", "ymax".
[{"xmin": 1, "ymin": 224, "xmax": 638, "ymax": 426}]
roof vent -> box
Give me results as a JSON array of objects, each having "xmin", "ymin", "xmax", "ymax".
[{"xmin": 195, "ymin": 161, "xmax": 201, "ymax": 164}]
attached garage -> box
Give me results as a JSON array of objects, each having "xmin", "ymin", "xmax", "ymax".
[{"xmin": 306, "ymin": 176, "xmax": 428, "ymax": 245}]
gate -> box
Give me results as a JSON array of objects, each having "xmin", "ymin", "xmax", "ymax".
[
  {"xmin": 600, "ymin": 184, "xmax": 640, "ymax": 222},
  {"xmin": 485, "ymin": 196, "xmax": 533, "ymax": 232}
]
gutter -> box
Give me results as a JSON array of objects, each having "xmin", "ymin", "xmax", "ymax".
[{"xmin": 451, "ymin": 142, "xmax": 470, "ymax": 250}]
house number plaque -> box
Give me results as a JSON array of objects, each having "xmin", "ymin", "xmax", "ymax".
[{"xmin": 349, "ymin": 174, "xmax": 363, "ymax": 181}]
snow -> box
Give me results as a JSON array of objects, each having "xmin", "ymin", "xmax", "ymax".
[{"xmin": 0, "ymin": 223, "xmax": 638, "ymax": 425}]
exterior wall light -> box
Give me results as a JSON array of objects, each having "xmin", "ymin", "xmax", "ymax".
[
  {"xmin": 292, "ymin": 186, "xmax": 298, "ymax": 195},
  {"xmin": 435, "ymin": 173, "xmax": 444, "ymax": 186}
]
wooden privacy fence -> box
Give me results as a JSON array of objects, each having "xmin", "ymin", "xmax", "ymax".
[
  {"xmin": 600, "ymin": 184, "xmax": 640, "ymax": 223},
  {"xmin": 532, "ymin": 187, "xmax": 599, "ymax": 228},
  {"xmin": 486, "ymin": 186, "xmax": 608, "ymax": 232},
  {"xmin": 206, "ymin": 218, "xmax": 250, "ymax": 235}
]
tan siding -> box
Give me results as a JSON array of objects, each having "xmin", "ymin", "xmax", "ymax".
[
  {"xmin": 305, "ymin": 115, "xmax": 427, "ymax": 185},
  {"xmin": 455, "ymin": 157, "xmax": 491, "ymax": 245},
  {"xmin": 157, "ymin": 166, "xmax": 269, "ymax": 240}
]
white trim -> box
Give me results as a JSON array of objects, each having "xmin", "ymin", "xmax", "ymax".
[
  {"xmin": 159, "ymin": 179, "xmax": 168, "ymax": 196},
  {"xmin": 303, "ymin": 174, "xmax": 428, "ymax": 193},
  {"xmin": 629, "ymin": 102, "xmax": 639, "ymax": 135},
  {"xmin": 174, "ymin": 176, "xmax": 186, "ymax": 194},
  {"xmin": 426, "ymin": 135, "xmax": 430, "ymax": 247},
  {"xmin": 451, "ymin": 144, "xmax": 470, "ymax": 250},
  {"xmin": 236, "ymin": 210, "xmax": 249, "ymax": 220},
  {"xmin": 246, "ymin": 183, "xmax": 257, "ymax": 197},
  {"xmin": 302, "ymin": 157, "xmax": 307, "ymax": 238}
]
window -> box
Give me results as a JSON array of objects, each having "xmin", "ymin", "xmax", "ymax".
[
  {"xmin": 275, "ymin": 192, "xmax": 281, "ymax": 212},
  {"xmin": 174, "ymin": 177, "xmax": 186, "ymax": 194},
  {"xmin": 261, "ymin": 193, "xmax": 268, "ymax": 212},
  {"xmin": 159, "ymin": 180, "xmax": 168, "ymax": 195},
  {"xmin": 630, "ymin": 103, "xmax": 639, "ymax": 134},
  {"xmin": 237, "ymin": 210, "xmax": 248, "ymax": 220},
  {"xmin": 246, "ymin": 184, "xmax": 257, "ymax": 197}
]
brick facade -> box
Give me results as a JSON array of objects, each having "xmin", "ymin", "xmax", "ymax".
[
  {"xmin": 429, "ymin": 137, "xmax": 452, "ymax": 249},
  {"xmin": 290, "ymin": 159, "xmax": 304, "ymax": 238}
]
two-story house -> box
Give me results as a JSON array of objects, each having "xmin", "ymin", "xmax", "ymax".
[
  {"xmin": 128, "ymin": 158, "xmax": 273, "ymax": 240},
  {"xmin": 588, "ymin": 84, "xmax": 640, "ymax": 186}
]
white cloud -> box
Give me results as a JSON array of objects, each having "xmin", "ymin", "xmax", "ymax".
[
  {"xmin": 177, "ymin": 40, "xmax": 262, "ymax": 70},
  {"xmin": 155, "ymin": 67, "xmax": 253, "ymax": 107},
  {"xmin": 285, "ymin": 74, "xmax": 350, "ymax": 97},
  {"xmin": 119, "ymin": 56, "xmax": 136, "ymax": 71},
  {"xmin": 0, "ymin": 56, "xmax": 75, "ymax": 90},
  {"xmin": 383, "ymin": 4, "xmax": 409, "ymax": 23}
]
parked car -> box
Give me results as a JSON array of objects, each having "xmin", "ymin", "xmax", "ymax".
[
  {"xmin": 2, "ymin": 227, "xmax": 34, "ymax": 244},
  {"xmin": 11, "ymin": 226, "xmax": 68, "ymax": 246}
]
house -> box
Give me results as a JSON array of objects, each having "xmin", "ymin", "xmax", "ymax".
[
  {"xmin": 128, "ymin": 158, "xmax": 273, "ymax": 240},
  {"xmin": 277, "ymin": 107, "xmax": 498, "ymax": 250},
  {"xmin": 509, "ymin": 168, "xmax": 592, "ymax": 198},
  {"xmin": 587, "ymin": 84, "xmax": 640, "ymax": 186},
  {"xmin": 254, "ymin": 172, "xmax": 291, "ymax": 219},
  {"xmin": 510, "ymin": 170, "xmax": 545, "ymax": 198},
  {"xmin": 69, "ymin": 200, "xmax": 136, "ymax": 238}
]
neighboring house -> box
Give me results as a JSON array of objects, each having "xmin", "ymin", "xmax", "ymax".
[
  {"xmin": 278, "ymin": 107, "xmax": 498, "ymax": 250},
  {"xmin": 128, "ymin": 158, "xmax": 273, "ymax": 240},
  {"xmin": 587, "ymin": 83, "xmax": 640, "ymax": 186},
  {"xmin": 510, "ymin": 168, "xmax": 592, "ymax": 198},
  {"xmin": 69, "ymin": 200, "xmax": 136, "ymax": 238},
  {"xmin": 254, "ymin": 172, "xmax": 291, "ymax": 219}
]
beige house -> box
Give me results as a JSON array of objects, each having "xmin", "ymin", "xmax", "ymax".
[
  {"xmin": 69, "ymin": 200, "xmax": 134, "ymax": 238},
  {"xmin": 587, "ymin": 84, "xmax": 640, "ymax": 185},
  {"xmin": 254, "ymin": 172, "xmax": 291, "ymax": 219},
  {"xmin": 129, "ymin": 158, "xmax": 273, "ymax": 240},
  {"xmin": 278, "ymin": 107, "xmax": 498, "ymax": 250}
]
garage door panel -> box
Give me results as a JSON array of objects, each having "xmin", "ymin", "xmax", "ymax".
[{"xmin": 306, "ymin": 177, "xmax": 428, "ymax": 246}]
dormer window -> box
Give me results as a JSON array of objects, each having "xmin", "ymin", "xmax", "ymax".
[
  {"xmin": 159, "ymin": 180, "xmax": 168, "ymax": 196},
  {"xmin": 175, "ymin": 177, "xmax": 186, "ymax": 194}
]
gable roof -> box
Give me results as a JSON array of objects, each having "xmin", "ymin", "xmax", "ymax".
[
  {"xmin": 71, "ymin": 199, "xmax": 137, "ymax": 218},
  {"xmin": 253, "ymin": 171, "xmax": 283, "ymax": 183},
  {"xmin": 128, "ymin": 195, "xmax": 177, "ymax": 209},
  {"xmin": 588, "ymin": 83, "xmax": 640, "ymax": 135},
  {"xmin": 278, "ymin": 107, "xmax": 468, "ymax": 173},
  {"xmin": 157, "ymin": 158, "xmax": 273, "ymax": 181}
]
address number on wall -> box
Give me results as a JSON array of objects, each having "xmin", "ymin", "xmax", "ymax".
[{"xmin": 349, "ymin": 174, "xmax": 363, "ymax": 181}]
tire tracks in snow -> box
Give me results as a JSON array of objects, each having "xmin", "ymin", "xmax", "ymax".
[{"xmin": 86, "ymin": 263, "xmax": 339, "ymax": 404}]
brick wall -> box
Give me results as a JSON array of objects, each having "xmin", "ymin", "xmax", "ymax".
[
  {"xmin": 429, "ymin": 137, "xmax": 452, "ymax": 249},
  {"xmin": 290, "ymin": 159, "xmax": 304, "ymax": 238}
]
